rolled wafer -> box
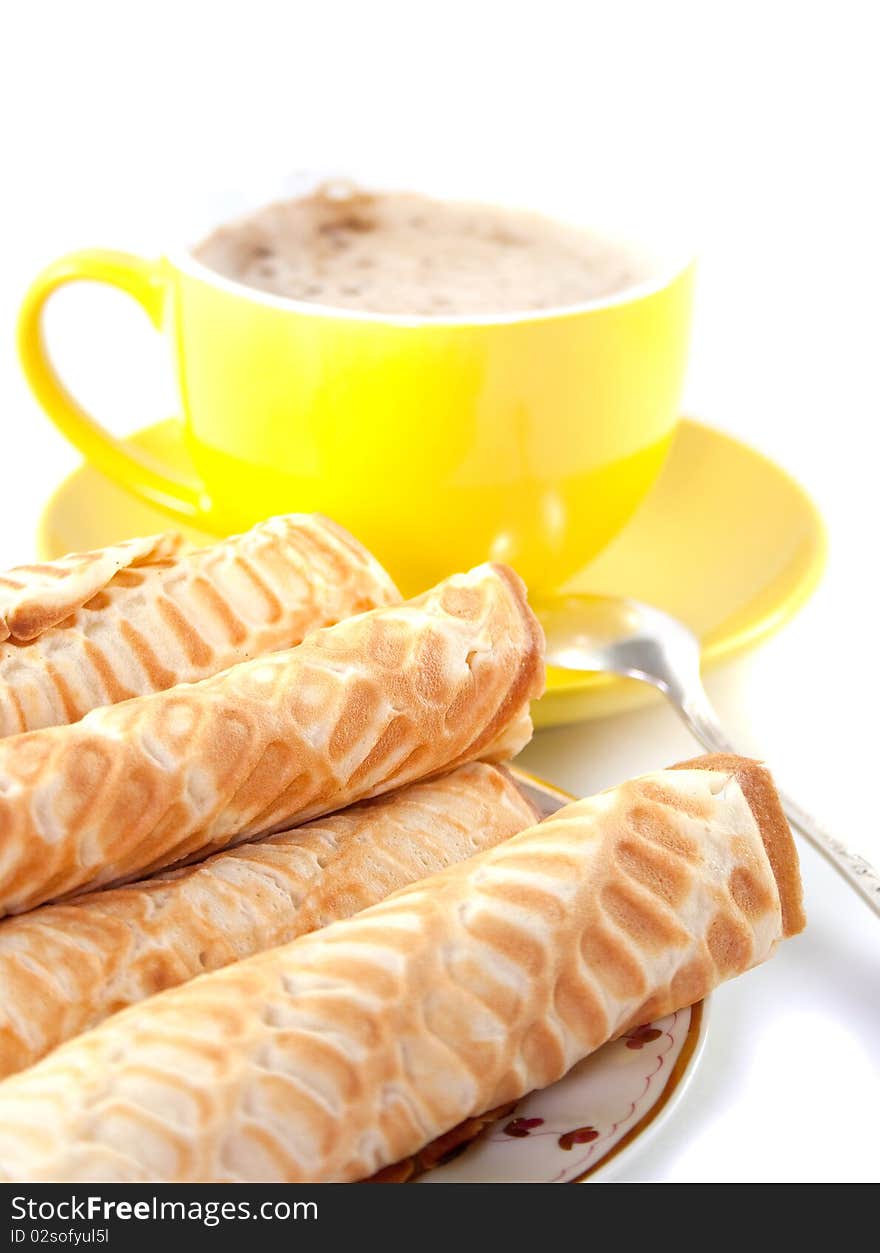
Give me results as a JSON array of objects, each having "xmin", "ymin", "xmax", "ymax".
[
  {"xmin": 0, "ymin": 532, "xmax": 182, "ymax": 643},
  {"xmin": 0, "ymin": 514, "xmax": 400, "ymax": 738},
  {"xmin": 0, "ymin": 563, "xmax": 543, "ymax": 916},
  {"xmin": 0, "ymin": 755, "xmax": 804, "ymax": 1183},
  {"xmin": 0, "ymin": 762, "xmax": 537, "ymax": 1080}
]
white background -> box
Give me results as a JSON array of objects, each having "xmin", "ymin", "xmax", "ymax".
[{"xmin": 1, "ymin": 1, "xmax": 878, "ymax": 1182}]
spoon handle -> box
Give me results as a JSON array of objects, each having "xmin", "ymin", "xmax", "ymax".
[{"xmin": 677, "ymin": 691, "xmax": 880, "ymax": 919}]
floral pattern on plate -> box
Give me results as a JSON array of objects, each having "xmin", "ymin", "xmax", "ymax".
[{"xmin": 419, "ymin": 1003, "xmax": 704, "ymax": 1183}]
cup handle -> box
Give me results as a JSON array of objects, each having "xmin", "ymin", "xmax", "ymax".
[{"xmin": 17, "ymin": 248, "xmax": 208, "ymax": 521}]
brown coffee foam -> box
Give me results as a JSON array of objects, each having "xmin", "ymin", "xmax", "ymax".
[{"xmin": 194, "ymin": 185, "xmax": 647, "ymax": 316}]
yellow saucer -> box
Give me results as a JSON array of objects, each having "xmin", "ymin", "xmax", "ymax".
[{"xmin": 37, "ymin": 417, "xmax": 826, "ymax": 729}]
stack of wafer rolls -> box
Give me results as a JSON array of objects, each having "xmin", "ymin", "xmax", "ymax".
[
  {"xmin": 0, "ymin": 562, "xmax": 544, "ymax": 915},
  {"xmin": 0, "ymin": 514, "xmax": 400, "ymax": 738},
  {"xmin": 0, "ymin": 755, "xmax": 804, "ymax": 1183},
  {"xmin": 0, "ymin": 762, "xmax": 538, "ymax": 1080}
]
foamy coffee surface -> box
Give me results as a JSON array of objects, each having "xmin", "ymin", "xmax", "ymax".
[{"xmin": 193, "ymin": 187, "xmax": 648, "ymax": 316}]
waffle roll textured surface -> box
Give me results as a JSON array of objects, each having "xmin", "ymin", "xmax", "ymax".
[
  {"xmin": 0, "ymin": 532, "xmax": 182, "ymax": 643},
  {"xmin": 0, "ymin": 756, "xmax": 804, "ymax": 1183},
  {"xmin": 0, "ymin": 763, "xmax": 537, "ymax": 1079},
  {"xmin": 0, "ymin": 514, "xmax": 401, "ymax": 738},
  {"xmin": 0, "ymin": 563, "xmax": 543, "ymax": 916}
]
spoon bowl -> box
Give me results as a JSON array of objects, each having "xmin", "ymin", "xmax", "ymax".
[{"xmin": 537, "ymin": 593, "xmax": 703, "ymax": 699}]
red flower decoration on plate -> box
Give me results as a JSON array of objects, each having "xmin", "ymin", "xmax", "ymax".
[
  {"xmin": 558, "ymin": 1126, "xmax": 599, "ymax": 1151},
  {"xmin": 624, "ymin": 1025, "xmax": 663, "ymax": 1050},
  {"xmin": 503, "ymin": 1117, "xmax": 544, "ymax": 1138}
]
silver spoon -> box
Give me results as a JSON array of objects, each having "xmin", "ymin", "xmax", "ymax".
[{"xmin": 538, "ymin": 593, "xmax": 880, "ymax": 917}]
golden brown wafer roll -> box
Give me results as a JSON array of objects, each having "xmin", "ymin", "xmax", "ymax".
[
  {"xmin": 0, "ymin": 532, "xmax": 182, "ymax": 643},
  {"xmin": 0, "ymin": 755, "xmax": 803, "ymax": 1183},
  {"xmin": 0, "ymin": 762, "xmax": 537, "ymax": 1080},
  {"xmin": 0, "ymin": 514, "xmax": 400, "ymax": 737},
  {"xmin": 0, "ymin": 563, "xmax": 543, "ymax": 916}
]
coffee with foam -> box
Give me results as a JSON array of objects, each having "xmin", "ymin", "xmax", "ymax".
[{"xmin": 194, "ymin": 185, "xmax": 649, "ymax": 317}]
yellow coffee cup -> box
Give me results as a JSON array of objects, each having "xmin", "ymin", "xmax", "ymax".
[{"xmin": 18, "ymin": 189, "xmax": 694, "ymax": 596}]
